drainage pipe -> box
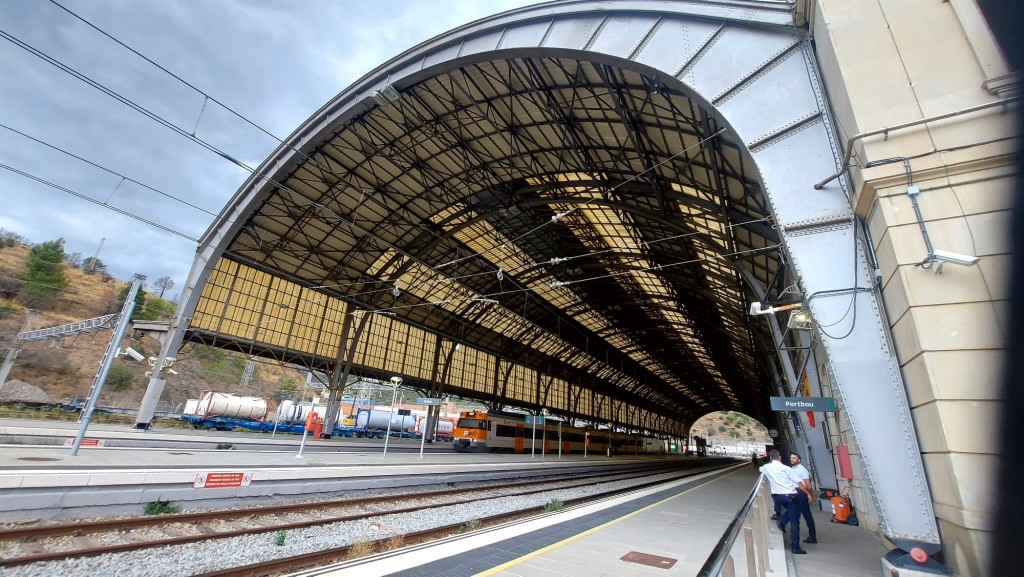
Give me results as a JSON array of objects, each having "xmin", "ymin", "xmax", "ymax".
[{"xmin": 813, "ymin": 97, "xmax": 1017, "ymax": 190}]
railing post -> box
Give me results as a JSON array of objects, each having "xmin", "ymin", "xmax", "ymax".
[
  {"xmin": 696, "ymin": 474, "xmax": 770, "ymax": 577},
  {"xmin": 755, "ymin": 487, "xmax": 771, "ymax": 572},
  {"xmin": 744, "ymin": 526, "xmax": 758, "ymax": 577},
  {"xmin": 723, "ymin": 555, "xmax": 735, "ymax": 577}
]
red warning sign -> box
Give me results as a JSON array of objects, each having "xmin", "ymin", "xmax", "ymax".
[
  {"xmin": 62, "ymin": 438, "xmax": 105, "ymax": 447},
  {"xmin": 193, "ymin": 472, "xmax": 251, "ymax": 489}
]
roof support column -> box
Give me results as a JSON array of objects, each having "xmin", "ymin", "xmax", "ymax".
[
  {"xmin": 739, "ymin": 265, "xmax": 837, "ymax": 486},
  {"xmin": 773, "ymin": 217, "xmax": 940, "ymax": 553},
  {"xmin": 426, "ymin": 339, "xmax": 460, "ymax": 441},
  {"xmin": 321, "ymin": 304, "xmax": 358, "ymax": 437},
  {"xmin": 135, "ymin": 247, "xmax": 222, "ymax": 429}
]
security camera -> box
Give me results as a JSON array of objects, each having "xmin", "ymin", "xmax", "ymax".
[
  {"xmin": 931, "ymin": 249, "xmax": 980, "ymax": 267},
  {"xmin": 122, "ymin": 347, "xmax": 145, "ymax": 362}
]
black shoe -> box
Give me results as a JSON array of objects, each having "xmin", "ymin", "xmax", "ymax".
[
  {"xmin": 804, "ymin": 537, "xmax": 818, "ymax": 544},
  {"xmin": 777, "ymin": 521, "xmax": 786, "ymax": 532},
  {"xmin": 771, "ymin": 514, "xmax": 780, "ymax": 520},
  {"xmin": 792, "ymin": 548, "xmax": 807, "ymax": 554}
]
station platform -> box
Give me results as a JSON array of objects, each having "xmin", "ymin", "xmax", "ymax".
[
  {"xmin": 302, "ymin": 466, "xmax": 892, "ymax": 577},
  {"xmin": 0, "ymin": 419, "xmax": 895, "ymax": 576},
  {"xmin": 0, "ymin": 417, "xmax": 704, "ymax": 522}
]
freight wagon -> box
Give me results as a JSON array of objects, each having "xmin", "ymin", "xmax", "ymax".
[{"xmin": 180, "ymin": 392, "xmax": 354, "ymax": 436}]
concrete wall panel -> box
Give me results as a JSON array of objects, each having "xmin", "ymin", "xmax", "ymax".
[{"xmin": 901, "ymin": 350, "xmax": 1004, "ymax": 406}]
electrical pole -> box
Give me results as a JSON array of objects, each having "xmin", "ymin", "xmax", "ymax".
[
  {"xmin": 71, "ymin": 274, "xmax": 144, "ymax": 455},
  {"xmin": 87, "ymin": 237, "xmax": 105, "ymax": 272}
]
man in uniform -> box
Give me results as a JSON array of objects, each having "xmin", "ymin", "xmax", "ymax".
[
  {"xmin": 759, "ymin": 449, "xmax": 807, "ymax": 554},
  {"xmin": 788, "ymin": 451, "xmax": 817, "ymax": 545}
]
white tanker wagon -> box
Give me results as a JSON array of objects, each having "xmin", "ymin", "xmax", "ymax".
[
  {"xmin": 196, "ymin": 392, "xmax": 269, "ymax": 421},
  {"xmin": 415, "ymin": 416, "xmax": 455, "ymax": 437},
  {"xmin": 354, "ymin": 408, "xmax": 421, "ymax": 432},
  {"xmin": 275, "ymin": 400, "xmax": 347, "ymax": 427}
]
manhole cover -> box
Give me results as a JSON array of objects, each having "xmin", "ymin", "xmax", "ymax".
[
  {"xmin": 621, "ymin": 551, "xmax": 677, "ymax": 569},
  {"xmin": 17, "ymin": 457, "xmax": 61, "ymax": 462},
  {"xmin": 169, "ymin": 452, "xmax": 194, "ymax": 455}
]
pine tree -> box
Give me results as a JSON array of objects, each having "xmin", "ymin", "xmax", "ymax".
[
  {"xmin": 115, "ymin": 284, "xmax": 148, "ymax": 319},
  {"xmin": 19, "ymin": 238, "xmax": 67, "ymax": 309}
]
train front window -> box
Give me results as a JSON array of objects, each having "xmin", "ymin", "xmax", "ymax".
[{"xmin": 458, "ymin": 419, "xmax": 487, "ymax": 430}]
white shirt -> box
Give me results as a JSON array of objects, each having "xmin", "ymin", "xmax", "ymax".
[
  {"xmin": 792, "ymin": 463, "xmax": 811, "ymax": 487},
  {"xmin": 760, "ymin": 460, "xmax": 802, "ymax": 495}
]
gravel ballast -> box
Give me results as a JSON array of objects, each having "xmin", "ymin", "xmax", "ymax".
[{"xmin": 0, "ymin": 471, "xmax": 689, "ymax": 577}]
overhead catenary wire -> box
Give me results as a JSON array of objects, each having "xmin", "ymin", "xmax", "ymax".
[
  {"xmin": 549, "ymin": 244, "xmax": 781, "ymax": 288},
  {"xmin": 437, "ymin": 127, "xmax": 729, "ymax": 271},
  {"xmin": 0, "ymin": 162, "xmax": 199, "ymax": 242},
  {"xmin": 546, "ymin": 215, "xmax": 773, "ymax": 265},
  {"xmin": 0, "ymin": 27, "xmax": 485, "ymax": 311},
  {"xmin": 31, "ymin": 4, "xmax": 744, "ymax": 331},
  {"xmin": 0, "ymin": 274, "xmax": 173, "ymax": 311},
  {"xmin": 3, "ymin": 13, "xmax": 757, "ymax": 406},
  {"xmin": 4, "ymin": 13, "xmax": 735, "ymax": 330},
  {"xmin": 46, "ymin": 0, "xmax": 288, "ymax": 146},
  {"xmin": 0, "ymin": 24, "xmax": 712, "ymax": 379},
  {"xmin": 38, "ymin": 1, "xmax": 535, "ymax": 293},
  {"xmin": 0, "ymin": 123, "xmax": 222, "ymax": 219}
]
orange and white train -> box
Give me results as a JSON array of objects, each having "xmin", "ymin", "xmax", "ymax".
[{"xmin": 451, "ymin": 410, "xmax": 664, "ymax": 455}]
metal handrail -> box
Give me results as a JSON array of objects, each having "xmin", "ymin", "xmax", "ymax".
[{"xmin": 696, "ymin": 475, "xmax": 766, "ymax": 577}]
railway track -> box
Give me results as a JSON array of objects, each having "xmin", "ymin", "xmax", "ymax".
[
  {"xmin": 198, "ymin": 463, "xmax": 736, "ymax": 577},
  {"xmin": 0, "ymin": 461, "xmax": 701, "ymax": 571}
]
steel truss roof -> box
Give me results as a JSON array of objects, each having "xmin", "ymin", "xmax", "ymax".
[{"xmin": 209, "ymin": 55, "xmax": 784, "ymax": 426}]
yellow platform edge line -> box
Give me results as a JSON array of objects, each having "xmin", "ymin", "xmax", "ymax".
[{"xmin": 473, "ymin": 466, "xmax": 742, "ymax": 577}]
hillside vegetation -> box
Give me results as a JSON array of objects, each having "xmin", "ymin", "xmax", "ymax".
[
  {"xmin": 692, "ymin": 410, "xmax": 771, "ymax": 445},
  {"xmin": 0, "ymin": 238, "xmax": 305, "ymax": 412}
]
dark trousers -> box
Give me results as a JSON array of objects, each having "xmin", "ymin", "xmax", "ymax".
[
  {"xmin": 774, "ymin": 493, "xmax": 802, "ymax": 550},
  {"xmin": 772, "ymin": 493, "xmax": 786, "ymax": 517},
  {"xmin": 795, "ymin": 491, "xmax": 816, "ymax": 539}
]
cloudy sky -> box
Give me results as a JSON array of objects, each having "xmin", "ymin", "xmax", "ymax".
[{"xmin": 0, "ymin": 0, "xmax": 544, "ymax": 297}]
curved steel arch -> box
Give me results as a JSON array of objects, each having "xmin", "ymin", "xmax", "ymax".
[{"xmin": 137, "ymin": 0, "xmax": 938, "ymax": 551}]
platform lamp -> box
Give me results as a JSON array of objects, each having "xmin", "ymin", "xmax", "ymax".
[
  {"xmin": 383, "ymin": 376, "xmax": 402, "ymax": 459},
  {"xmin": 541, "ymin": 408, "xmax": 549, "ymax": 458}
]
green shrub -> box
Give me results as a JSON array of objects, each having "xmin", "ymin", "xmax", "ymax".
[
  {"xmin": 144, "ymin": 500, "xmax": 179, "ymax": 515},
  {"xmin": 216, "ymin": 443, "xmax": 234, "ymax": 450},
  {"xmin": 459, "ymin": 519, "xmax": 482, "ymax": 533},
  {"xmin": 544, "ymin": 498, "xmax": 564, "ymax": 512},
  {"xmin": 275, "ymin": 530, "xmax": 286, "ymax": 546},
  {"xmin": 107, "ymin": 364, "xmax": 134, "ymax": 390}
]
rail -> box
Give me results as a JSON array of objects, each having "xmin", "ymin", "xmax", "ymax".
[{"xmin": 697, "ymin": 473, "xmax": 775, "ymax": 577}]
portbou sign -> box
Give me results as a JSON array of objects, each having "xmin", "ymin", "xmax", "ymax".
[{"xmin": 770, "ymin": 396, "xmax": 837, "ymax": 412}]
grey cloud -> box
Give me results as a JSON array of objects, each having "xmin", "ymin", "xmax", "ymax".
[{"xmin": 0, "ymin": 0, "xmax": 541, "ymax": 297}]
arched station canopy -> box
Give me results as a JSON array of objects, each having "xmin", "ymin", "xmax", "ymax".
[
  {"xmin": 150, "ymin": 0, "xmax": 945, "ymax": 550},
  {"xmin": 177, "ymin": 0, "xmax": 818, "ymax": 436}
]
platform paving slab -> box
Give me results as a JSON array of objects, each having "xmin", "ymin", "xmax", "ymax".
[{"xmin": 788, "ymin": 504, "xmax": 891, "ymax": 577}]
